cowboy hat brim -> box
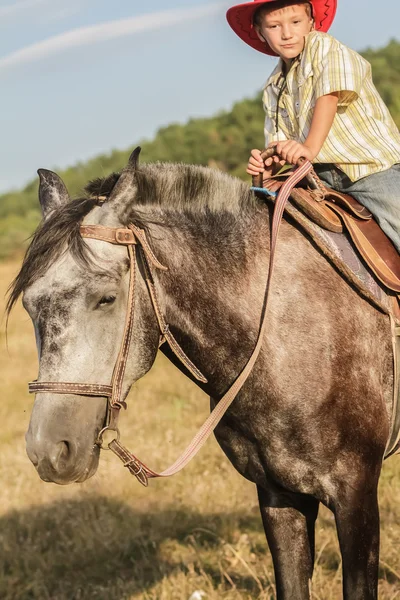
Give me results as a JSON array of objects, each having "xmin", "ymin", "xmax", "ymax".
[{"xmin": 226, "ymin": 0, "xmax": 337, "ymax": 56}]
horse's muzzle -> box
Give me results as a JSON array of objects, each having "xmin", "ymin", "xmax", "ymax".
[{"xmin": 25, "ymin": 431, "xmax": 100, "ymax": 484}]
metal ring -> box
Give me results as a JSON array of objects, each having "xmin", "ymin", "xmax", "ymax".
[{"xmin": 96, "ymin": 426, "xmax": 121, "ymax": 450}]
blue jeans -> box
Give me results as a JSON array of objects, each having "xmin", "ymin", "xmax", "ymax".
[{"xmin": 313, "ymin": 163, "xmax": 400, "ymax": 253}]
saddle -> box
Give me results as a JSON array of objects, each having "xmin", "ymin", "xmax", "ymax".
[{"xmin": 252, "ymin": 159, "xmax": 400, "ymax": 298}]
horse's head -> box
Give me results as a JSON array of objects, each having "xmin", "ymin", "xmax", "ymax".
[{"xmin": 11, "ymin": 148, "xmax": 160, "ymax": 484}]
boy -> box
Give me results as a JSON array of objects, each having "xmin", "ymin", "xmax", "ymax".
[{"xmin": 226, "ymin": 0, "xmax": 400, "ymax": 252}]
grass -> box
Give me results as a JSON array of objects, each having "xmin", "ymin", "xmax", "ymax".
[{"xmin": 1, "ymin": 258, "xmax": 400, "ymax": 599}]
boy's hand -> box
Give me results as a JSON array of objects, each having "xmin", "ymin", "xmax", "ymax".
[
  {"xmin": 269, "ymin": 140, "xmax": 316, "ymax": 165},
  {"xmin": 246, "ymin": 148, "xmax": 285, "ymax": 176}
]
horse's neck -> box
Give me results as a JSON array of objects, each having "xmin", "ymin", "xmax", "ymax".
[{"xmin": 148, "ymin": 211, "xmax": 270, "ymax": 393}]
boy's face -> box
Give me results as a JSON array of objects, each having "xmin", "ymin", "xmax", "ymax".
[{"xmin": 255, "ymin": 3, "xmax": 314, "ymax": 63}]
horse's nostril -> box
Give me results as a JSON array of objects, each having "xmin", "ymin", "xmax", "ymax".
[
  {"xmin": 48, "ymin": 440, "xmax": 73, "ymax": 471},
  {"xmin": 57, "ymin": 440, "xmax": 71, "ymax": 465}
]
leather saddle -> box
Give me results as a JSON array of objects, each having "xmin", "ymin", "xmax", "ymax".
[{"xmin": 252, "ymin": 156, "xmax": 400, "ymax": 296}]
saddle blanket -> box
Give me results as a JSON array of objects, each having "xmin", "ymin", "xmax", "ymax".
[{"xmin": 282, "ymin": 199, "xmax": 392, "ymax": 314}]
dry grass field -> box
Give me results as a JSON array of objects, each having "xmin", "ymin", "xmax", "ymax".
[{"xmin": 1, "ymin": 258, "xmax": 400, "ymax": 599}]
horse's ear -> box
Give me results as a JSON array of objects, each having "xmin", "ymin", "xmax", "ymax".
[
  {"xmin": 37, "ymin": 169, "xmax": 69, "ymax": 219},
  {"xmin": 108, "ymin": 146, "xmax": 141, "ymax": 206},
  {"xmin": 129, "ymin": 146, "xmax": 141, "ymax": 170}
]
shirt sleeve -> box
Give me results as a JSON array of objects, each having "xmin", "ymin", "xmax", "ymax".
[{"xmin": 310, "ymin": 35, "xmax": 366, "ymax": 107}]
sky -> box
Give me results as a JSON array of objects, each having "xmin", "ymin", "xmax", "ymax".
[{"xmin": 1, "ymin": 0, "xmax": 399, "ymax": 194}]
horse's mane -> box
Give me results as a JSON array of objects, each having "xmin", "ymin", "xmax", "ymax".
[
  {"xmin": 6, "ymin": 163, "xmax": 260, "ymax": 315},
  {"xmin": 87, "ymin": 163, "xmax": 258, "ymax": 215}
]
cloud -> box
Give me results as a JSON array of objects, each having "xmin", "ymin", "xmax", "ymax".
[{"xmin": 0, "ymin": 3, "xmax": 227, "ymax": 72}]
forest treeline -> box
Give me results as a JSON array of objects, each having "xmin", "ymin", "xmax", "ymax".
[{"xmin": 1, "ymin": 39, "xmax": 400, "ymax": 259}]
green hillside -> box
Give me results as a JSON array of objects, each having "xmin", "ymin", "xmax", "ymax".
[{"xmin": 1, "ymin": 39, "xmax": 400, "ymax": 260}]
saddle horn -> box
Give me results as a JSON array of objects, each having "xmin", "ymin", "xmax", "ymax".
[{"xmin": 252, "ymin": 146, "xmax": 320, "ymax": 191}]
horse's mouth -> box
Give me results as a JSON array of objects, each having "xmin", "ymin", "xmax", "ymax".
[{"xmin": 75, "ymin": 455, "xmax": 100, "ymax": 483}]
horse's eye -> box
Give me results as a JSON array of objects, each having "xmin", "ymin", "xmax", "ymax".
[{"xmin": 98, "ymin": 295, "xmax": 116, "ymax": 306}]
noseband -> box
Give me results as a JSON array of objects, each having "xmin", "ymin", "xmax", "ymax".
[{"xmin": 29, "ymin": 159, "xmax": 316, "ymax": 486}]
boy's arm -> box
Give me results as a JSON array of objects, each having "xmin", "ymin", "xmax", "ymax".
[
  {"xmin": 271, "ymin": 92, "xmax": 339, "ymax": 164},
  {"xmin": 305, "ymin": 92, "xmax": 339, "ymax": 157}
]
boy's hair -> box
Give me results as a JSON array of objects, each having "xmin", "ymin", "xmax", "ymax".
[{"xmin": 253, "ymin": 1, "xmax": 313, "ymax": 28}]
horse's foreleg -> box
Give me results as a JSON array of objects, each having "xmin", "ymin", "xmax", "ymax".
[
  {"xmin": 257, "ymin": 486, "xmax": 319, "ymax": 600},
  {"xmin": 333, "ymin": 479, "xmax": 380, "ymax": 600}
]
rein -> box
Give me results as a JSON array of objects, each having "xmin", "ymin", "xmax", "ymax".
[{"xmin": 29, "ymin": 156, "xmax": 314, "ymax": 486}]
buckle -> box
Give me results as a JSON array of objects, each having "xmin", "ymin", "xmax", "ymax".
[{"xmin": 116, "ymin": 229, "xmax": 136, "ymax": 245}]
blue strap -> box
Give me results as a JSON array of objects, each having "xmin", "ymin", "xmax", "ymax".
[{"xmin": 250, "ymin": 186, "xmax": 277, "ymax": 198}]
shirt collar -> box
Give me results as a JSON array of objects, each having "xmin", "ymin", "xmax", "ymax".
[{"xmin": 263, "ymin": 33, "xmax": 311, "ymax": 90}]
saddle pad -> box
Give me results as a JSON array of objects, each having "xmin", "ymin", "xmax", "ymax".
[{"xmin": 282, "ymin": 199, "xmax": 392, "ymax": 314}]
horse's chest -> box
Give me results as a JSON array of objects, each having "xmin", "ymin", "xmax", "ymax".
[
  {"xmin": 211, "ymin": 396, "xmax": 312, "ymax": 493},
  {"xmin": 214, "ymin": 423, "xmax": 266, "ymax": 486},
  {"xmin": 212, "ymin": 400, "xmax": 273, "ymax": 488}
]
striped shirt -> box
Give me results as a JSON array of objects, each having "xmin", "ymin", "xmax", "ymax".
[{"xmin": 263, "ymin": 30, "xmax": 400, "ymax": 182}]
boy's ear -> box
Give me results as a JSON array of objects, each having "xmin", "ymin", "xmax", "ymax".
[{"xmin": 254, "ymin": 26, "xmax": 266, "ymax": 43}]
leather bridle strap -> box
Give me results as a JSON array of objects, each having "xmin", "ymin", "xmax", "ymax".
[
  {"xmin": 111, "ymin": 244, "xmax": 136, "ymax": 408},
  {"xmin": 137, "ymin": 245, "xmax": 207, "ymax": 383},
  {"xmin": 78, "ymin": 225, "xmax": 137, "ymax": 246},
  {"xmin": 29, "ymin": 382, "xmax": 112, "ymax": 396}
]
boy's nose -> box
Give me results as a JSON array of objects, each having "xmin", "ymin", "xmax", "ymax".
[{"xmin": 281, "ymin": 25, "xmax": 293, "ymax": 39}]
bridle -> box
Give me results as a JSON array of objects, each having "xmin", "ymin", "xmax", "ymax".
[
  {"xmin": 28, "ymin": 156, "xmax": 315, "ymax": 486},
  {"xmin": 29, "ymin": 222, "xmax": 208, "ymax": 485}
]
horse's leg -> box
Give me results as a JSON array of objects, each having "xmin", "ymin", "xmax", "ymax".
[
  {"xmin": 257, "ymin": 486, "xmax": 319, "ymax": 600},
  {"xmin": 333, "ymin": 476, "xmax": 380, "ymax": 600}
]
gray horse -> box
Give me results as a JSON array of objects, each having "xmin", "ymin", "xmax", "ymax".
[{"xmin": 7, "ymin": 149, "xmax": 393, "ymax": 599}]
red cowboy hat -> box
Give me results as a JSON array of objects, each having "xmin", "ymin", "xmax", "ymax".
[{"xmin": 226, "ymin": 0, "xmax": 337, "ymax": 56}]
